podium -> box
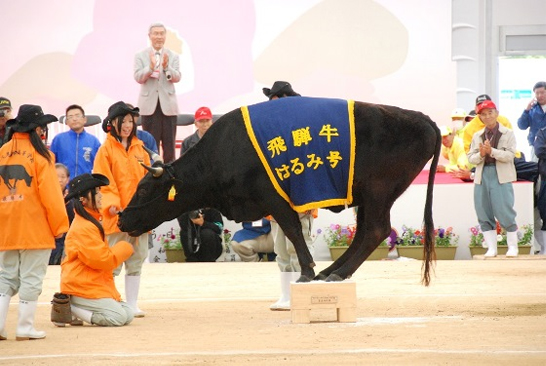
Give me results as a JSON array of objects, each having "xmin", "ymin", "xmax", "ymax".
[{"xmin": 290, "ymin": 280, "xmax": 357, "ymax": 324}]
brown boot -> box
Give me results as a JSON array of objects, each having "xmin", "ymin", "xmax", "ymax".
[{"xmin": 51, "ymin": 293, "xmax": 73, "ymax": 326}]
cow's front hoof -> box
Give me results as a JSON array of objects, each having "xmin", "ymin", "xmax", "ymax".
[
  {"xmin": 297, "ymin": 275, "xmax": 313, "ymax": 283},
  {"xmin": 325, "ymin": 273, "xmax": 344, "ymax": 282},
  {"xmin": 313, "ymin": 273, "xmax": 328, "ymax": 281}
]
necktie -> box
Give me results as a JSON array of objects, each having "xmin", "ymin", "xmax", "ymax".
[{"xmin": 155, "ymin": 52, "xmax": 160, "ymax": 70}]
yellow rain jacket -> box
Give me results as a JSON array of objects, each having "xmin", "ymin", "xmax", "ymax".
[
  {"xmin": 0, "ymin": 133, "xmax": 69, "ymax": 250},
  {"xmin": 93, "ymin": 134, "xmax": 151, "ymax": 235}
]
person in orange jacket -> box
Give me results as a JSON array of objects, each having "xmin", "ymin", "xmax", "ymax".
[
  {"xmin": 93, "ymin": 101, "xmax": 151, "ymax": 317},
  {"xmin": 0, "ymin": 105, "xmax": 69, "ymax": 341},
  {"xmin": 55, "ymin": 173, "xmax": 135, "ymax": 327}
]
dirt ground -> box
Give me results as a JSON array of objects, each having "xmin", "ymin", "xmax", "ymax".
[{"xmin": 1, "ymin": 258, "xmax": 545, "ymax": 365}]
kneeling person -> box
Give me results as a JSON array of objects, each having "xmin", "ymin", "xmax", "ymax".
[
  {"xmin": 178, "ymin": 208, "xmax": 224, "ymax": 262},
  {"xmin": 231, "ymin": 219, "xmax": 274, "ymax": 262},
  {"xmin": 55, "ymin": 173, "xmax": 135, "ymax": 327}
]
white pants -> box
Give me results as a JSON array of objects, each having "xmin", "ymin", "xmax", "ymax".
[
  {"xmin": 271, "ymin": 214, "xmax": 314, "ymax": 272},
  {"xmin": 231, "ymin": 233, "xmax": 274, "ymax": 262},
  {"xmin": 70, "ymin": 295, "xmax": 133, "ymax": 326},
  {"xmin": 107, "ymin": 232, "xmax": 148, "ymax": 276},
  {"xmin": 0, "ymin": 249, "xmax": 50, "ymax": 300}
]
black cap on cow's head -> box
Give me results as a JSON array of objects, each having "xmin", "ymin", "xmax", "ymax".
[
  {"xmin": 6, "ymin": 104, "xmax": 57, "ymax": 133},
  {"xmin": 102, "ymin": 101, "xmax": 140, "ymax": 133},
  {"xmin": 262, "ymin": 81, "xmax": 301, "ymax": 100}
]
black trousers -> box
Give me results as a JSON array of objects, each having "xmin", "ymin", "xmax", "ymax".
[{"xmin": 141, "ymin": 102, "xmax": 177, "ymax": 163}]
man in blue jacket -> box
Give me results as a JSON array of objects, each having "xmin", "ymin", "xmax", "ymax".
[
  {"xmin": 50, "ymin": 105, "xmax": 101, "ymax": 179},
  {"xmin": 518, "ymin": 81, "xmax": 546, "ymax": 161}
]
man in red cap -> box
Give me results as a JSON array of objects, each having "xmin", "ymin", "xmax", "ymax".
[
  {"xmin": 180, "ymin": 106, "xmax": 213, "ymax": 154},
  {"xmin": 467, "ymin": 100, "xmax": 519, "ymax": 258},
  {"xmin": 462, "ymin": 94, "xmax": 513, "ymax": 154}
]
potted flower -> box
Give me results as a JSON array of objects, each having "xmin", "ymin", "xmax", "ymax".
[
  {"xmin": 221, "ymin": 228, "xmax": 240, "ymax": 262},
  {"xmin": 223, "ymin": 229, "xmax": 232, "ymax": 245},
  {"xmin": 161, "ymin": 228, "xmax": 185, "ymax": 263},
  {"xmin": 320, "ymin": 224, "xmax": 393, "ymax": 261},
  {"xmin": 395, "ymin": 225, "xmax": 458, "ymax": 260},
  {"xmin": 468, "ymin": 222, "xmax": 533, "ymax": 256}
]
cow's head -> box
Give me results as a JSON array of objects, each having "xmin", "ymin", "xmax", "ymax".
[{"xmin": 118, "ymin": 162, "xmax": 190, "ymax": 236}]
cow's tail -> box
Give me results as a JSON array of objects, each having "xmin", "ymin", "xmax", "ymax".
[{"xmin": 422, "ymin": 122, "xmax": 441, "ymax": 286}]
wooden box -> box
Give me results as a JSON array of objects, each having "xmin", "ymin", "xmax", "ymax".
[{"xmin": 290, "ymin": 280, "xmax": 357, "ymax": 324}]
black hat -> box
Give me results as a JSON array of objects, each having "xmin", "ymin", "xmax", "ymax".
[
  {"xmin": 465, "ymin": 110, "xmax": 477, "ymax": 122},
  {"xmin": 262, "ymin": 81, "xmax": 300, "ymax": 100},
  {"xmin": 65, "ymin": 173, "xmax": 109, "ymax": 202},
  {"xmin": 102, "ymin": 101, "xmax": 139, "ymax": 133},
  {"xmin": 0, "ymin": 97, "xmax": 11, "ymax": 110},
  {"xmin": 475, "ymin": 94, "xmax": 491, "ymax": 106},
  {"xmin": 6, "ymin": 104, "xmax": 57, "ymax": 132}
]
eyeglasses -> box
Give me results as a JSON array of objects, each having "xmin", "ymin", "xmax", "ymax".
[{"xmin": 66, "ymin": 113, "xmax": 83, "ymax": 120}]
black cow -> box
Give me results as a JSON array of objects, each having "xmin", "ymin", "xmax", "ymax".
[
  {"xmin": 119, "ymin": 98, "xmax": 441, "ymax": 285},
  {"xmin": 0, "ymin": 165, "xmax": 33, "ymax": 190}
]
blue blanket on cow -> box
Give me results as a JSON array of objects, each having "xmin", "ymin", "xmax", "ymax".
[{"xmin": 241, "ymin": 97, "xmax": 355, "ymax": 212}]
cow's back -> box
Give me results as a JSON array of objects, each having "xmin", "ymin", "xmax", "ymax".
[
  {"xmin": 350, "ymin": 102, "xmax": 438, "ymax": 206},
  {"xmin": 193, "ymin": 99, "xmax": 438, "ymax": 213}
]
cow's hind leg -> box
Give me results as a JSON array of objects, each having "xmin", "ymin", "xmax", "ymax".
[{"xmin": 315, "ymin": 207, "xmax": 391, "ymax": 281}]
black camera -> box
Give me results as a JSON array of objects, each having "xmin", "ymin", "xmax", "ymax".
[{"xmin": 188, "ymin": 209, "xmax": 202, "ymax": 220}]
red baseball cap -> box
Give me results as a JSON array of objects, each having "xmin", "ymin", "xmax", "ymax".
[
  {"xmin": 476, "ymin": 100, "xmax": 497, "ymax": 114},
  {"xmin": 194, "ymin": 106, "xmax": 212, "ymax": 121}
]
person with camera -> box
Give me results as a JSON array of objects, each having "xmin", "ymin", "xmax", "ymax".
[
  {"xmin": 0, "ymin": 97, "xmax": 14, "ymax": 148},
  {"xmin": 178, "ymin": 208, "xmax": 224, "ymax": 262},
  {"xmin": 176, "ymin": 106, "xmax": 223, "ymax": 261}
]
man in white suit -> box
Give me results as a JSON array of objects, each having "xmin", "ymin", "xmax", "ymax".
[{"xmin": 134, "ymin": 22, "xmax": 181, "ymax": 163}]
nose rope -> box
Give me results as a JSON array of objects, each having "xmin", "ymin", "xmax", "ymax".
[{"xmin": 123, "ymin": 192, "xmax": 166, "ymax": 211}]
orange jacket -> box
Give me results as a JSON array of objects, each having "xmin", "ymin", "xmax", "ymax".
[
  {"xmin": 61, "ymin": 208, "xmax": 133, "ymax": 300},
  {"xmin": 0, "ymin": 133, "xmax": 69, "ymax": 250},
  {"xmin": 93, "ymin": 134, "xmax": 151, "ymax": 234},
  {"xmin": 266, "ymin": 209, "xmax": 318, "ymax": 222}
]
